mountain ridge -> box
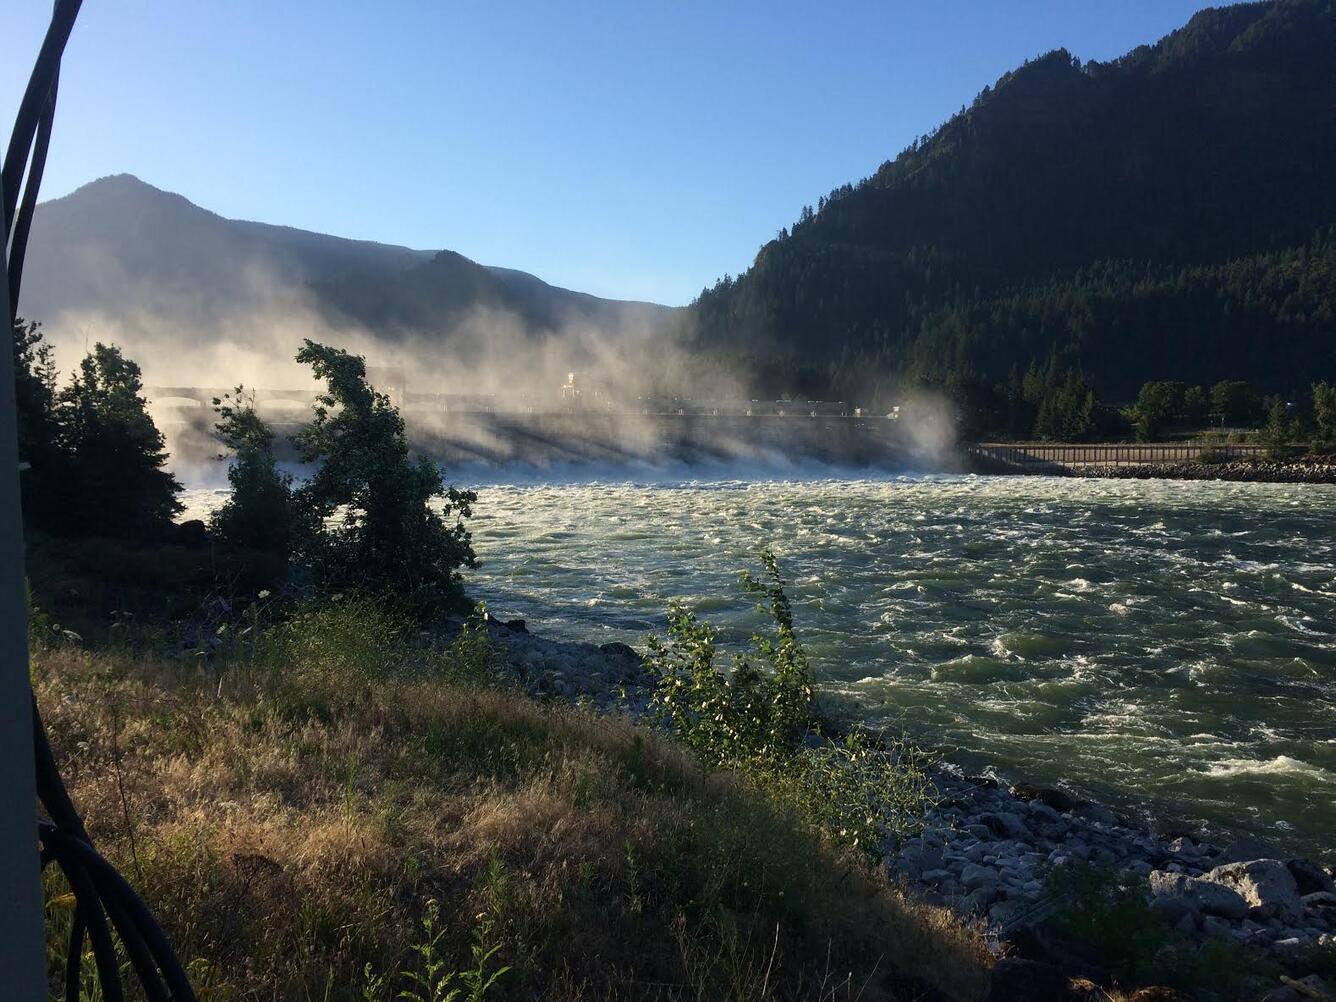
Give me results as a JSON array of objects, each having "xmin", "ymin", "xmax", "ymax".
[
  {"xmin": 19, "ymin": 173, "xmax": 676, "ymax": 349},
  {"xmin": 687, "ymin": 0, "xmax": 1336, "ymax": 407}
]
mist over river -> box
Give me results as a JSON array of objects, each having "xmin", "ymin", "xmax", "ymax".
[{"xmin": 183, "ymin": 473, "xmax": 1336, "ymax": 859}]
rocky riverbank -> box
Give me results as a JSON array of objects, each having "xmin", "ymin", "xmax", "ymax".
[
  {"xmin": 1069, "ymin": 458, "xmax": 1336, "ymax": 484},
  {"xmin": 457, "ymin": 612, "xmax": 1336, "ymax": 999}
]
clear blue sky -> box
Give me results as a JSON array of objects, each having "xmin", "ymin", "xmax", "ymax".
[{"xmin": 6, "ymin": 1, "xmax": 1222, "ymax": 306}]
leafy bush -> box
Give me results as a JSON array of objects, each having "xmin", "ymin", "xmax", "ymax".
[
  {"xmin": 437, "ymin": 604, "xmax": 502, "ymax": 686},
  {"xmin": 646, "ymin": 549, "xmax": 811, "ymax": 770},
  {"xmin": 781, "ymin": 730, "xmax": 933, "ymax": 860},
  {"xmin": 209, "ymin": 387, "xmax": 301, "ymax": 560},
  {"xmin": 293, "ymin": 341, "xmax": 476, "ymax": 617},
  {"xmin": 647, "ymin": 549, "xmax": 932, "ymax": 859}
]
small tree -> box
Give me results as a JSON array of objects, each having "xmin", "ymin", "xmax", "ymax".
[
  {"xmin": 54, "ymin": 343, "xmax": 181, "ymax": 538},
  {"xmin": 1183, "ymin": 385, "xmax": 1208, "ymax": 424},
  {"xmin": 1259, "ymin": 396, "xmax": 1298, "ymax": 459},
  {"xmin": 1133, "ymin": 381, "xmax": 1187, "ymax": 440},
  {"xmin": 1312, "ymin": 381, "xmax": 1336, "ymax": 446},
  {"xmin": 210, "ymin": 386, "xmax": 300, "ymax": 557},
  {"xmin": 1209, "ymin": 380, "xmax": 1262, "ymax": 426},
  {"xmin": 293, "ymin": 340, "xmax": 476, "ymax": 613}
]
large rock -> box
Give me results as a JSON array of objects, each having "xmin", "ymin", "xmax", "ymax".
[
  {"xmin": 962, "ymin": 862, "xmax": 1001, "ymax": 890},
  {"xmin": 1010, "ymin": 783, "xmax": 1079, "ymax": 813},
  {"xmin": 597, "ymin": 641, "xmax": 645, "ymax": 681},
  {"xmin": 981, "ymin": 811, "xmax": 1032, "ymax": 840},
  {"xmin": 1288, "ymin": 858, "xmax": 1336, "ymax": 896},
  {"xmin": 1205, "ymin": 859, "xmax": 1302, "ymax": 920},
  {"xmin": 1148, "ymin": 870, "xmax": 1249, "ymax": 920}
]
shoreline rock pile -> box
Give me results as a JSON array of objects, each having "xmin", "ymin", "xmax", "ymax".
[
  {"xmin": 912, "ymin": 768, "xmax": 1335, "ymax": 954},
  {"xmin": 1069, "ymin": 458, "xmax": 1336, "ymax": 484}
]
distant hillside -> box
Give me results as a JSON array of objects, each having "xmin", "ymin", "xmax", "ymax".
[
  {"xmin": 689, "ymin": 0, "xmax": 1336, "ymax": 405},
  {"xmin": 19, "ymin": 174, "xmax": 675, "ymax": 356}
]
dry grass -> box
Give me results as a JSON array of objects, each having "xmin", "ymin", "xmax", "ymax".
[{"xmin": 33, "ymin": 635, "xmax": 991, "ymax": 1002}]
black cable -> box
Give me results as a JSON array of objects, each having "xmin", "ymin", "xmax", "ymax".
[
  {"xmin": 6, "ymin": 2, "xmax": 199, "ymax": 999},
  {"xmin": 1, "ymin": 0, "xmax": 81, "ymax": 241},
  {"xmin": 8, "ymin": 69, "xmax": 57, "ymax": 309}
]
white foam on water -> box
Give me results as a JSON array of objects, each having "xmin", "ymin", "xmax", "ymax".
[{"xmin": 1202, "ymin": 756, "xmax": 1335, "ymax": 783}]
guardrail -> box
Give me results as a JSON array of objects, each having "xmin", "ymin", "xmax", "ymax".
[{"xmin": 966, "ymin": 442, "xmax": 1269, "ymax": 469}]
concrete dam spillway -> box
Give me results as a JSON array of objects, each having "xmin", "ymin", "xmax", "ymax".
[{"xmin": 147, "ymin": 385, "xmax": 943, "ymax": 469}]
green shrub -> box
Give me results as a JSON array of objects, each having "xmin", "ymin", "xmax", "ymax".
[
  {"xmin": 646, "ymin": 549, "xmax": 812, "ymax": 771},
  {"xmin": 360, "ymin": 898, "xmax": 509, "ymax": 1002},
  {"xmin": 436, "ymin": 604, "xmax": 502, "ymax": 686},
  {"xmin": 646, "ymin": 549, "xmax": 932, "ymax": 860}
]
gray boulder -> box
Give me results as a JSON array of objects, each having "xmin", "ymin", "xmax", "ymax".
[
  {"xmin": 961, "ymin": 862, "xmax": 1001, "ymax": 890},
  {"xmin": 1009, "ymin": 783, "xmax": 1079, "ymax": 813},
  {"xmin": 1148, "ymin": 870, "xmax": 1249, "ymax": 920},
  {"xmin": 1205, "ymin": 859, "xmax": 1302, "ymax": 920},
  {"xmin": 980, "ymin": 811, "xmax": 1031, "ymax": 840},
  {"xmin": 1288, "ymin": 858, "xmax": 1336, "ymax": 896}
]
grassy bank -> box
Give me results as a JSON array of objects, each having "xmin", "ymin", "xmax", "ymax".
[{"xmin": 32, "ymin": 606, "xmax": 990, "ymax": 1001}]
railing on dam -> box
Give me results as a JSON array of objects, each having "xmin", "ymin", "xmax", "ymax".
[
  {"xmin": 966, "ymin": 442, "xmax": 1269, "ymax": 469},
  {"xmin": 142, "ymin": 388, "xmax": 876, "ymax": 421}
]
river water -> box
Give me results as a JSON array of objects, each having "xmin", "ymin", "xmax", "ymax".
[{"xmin": 183, "ymin": 473, "xmax": 1336, "ymax": 858}]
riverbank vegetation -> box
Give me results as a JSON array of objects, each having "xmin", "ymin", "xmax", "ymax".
[{"xmin": 30, "ymin": 600, "xmax": 990, "ymax": 1001}]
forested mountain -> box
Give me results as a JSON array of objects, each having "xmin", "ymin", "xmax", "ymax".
[
  {"xmin": 20, "ymin": 174, "xmax": 674, "ymax": 349},
  {"xmin": 689, "ymin": 0, "xmax": 1336, "ymax": 407}
]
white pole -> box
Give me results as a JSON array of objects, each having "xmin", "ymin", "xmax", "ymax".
[{"xmin": 0, "ymin": 202, "xmax": 47, "ymax": 998}]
